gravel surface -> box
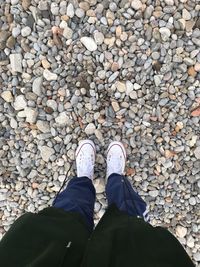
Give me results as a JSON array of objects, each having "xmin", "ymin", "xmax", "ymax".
[{"xmin": 0, "ymin": 0, "xmax": 200, "ymax": 264}]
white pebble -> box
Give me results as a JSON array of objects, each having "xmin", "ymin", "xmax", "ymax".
[
  {"xmin": 32, "ymin": 77, "xmax": 43, "ymax": 96},
  {"xmin": 15, "ymin": 182, "xmax": 23, "ymax": 191},
  {"xmin": 14, "ymin": 95, "xmax": 27, "ymax": 110},
  {"xmin": 176, "ymin": 225, "xmax": 187, "ymax": 238},
  {"xmin": 126, "ymin": 80, "xmax": 134, "ymax": 95},
  {"xmin": 9, "ymin": 54, "xmax": 22, "ymax": 73},
  {"xmin": 21, "ymin": 26, "xmax": 32, "ymax": 37},
  {"xmin": 1, "ymin": 91, "xmax": 13, "ymax": 102},
  {"xmin": 39, "ymin": 146, "xmax": 55, "ymax": 162},
  {"xmin": 154, "ymin": 75, "xmax": 163, "ymax": 86},
  {"xmin": 55, "ymin": 112, "xmax": 71, "ymax": 126},
  {"xmin": 11, "ymin": 0, "xmax": 19, "ymax": 5},
  {"xmin": 51, "ymin": 3, "xmax": 59, "ymax": 15},
  {"xmin": 108, "ymin": 72, "xmax": 119, "ymax": 83},
  {"xmin": 63, "ymin": 27, "xmax": 73, "ymax": 39},
  {"xmin": 189, "ymin": 197, "xmax": 196, "ymax": 206},
  {"xmin": 43, "ymin": 69, "xmax": 58, "ymax": 81},
  {"xmin": 93, "ymin": 31, "xmax": 104, "ymax": 45},
  {"xmin": 187, "ymin": 236, "xmax": 195, "ymax": 248},
  {"xmin": 194, "ymin": 252, "xmax": 200, "ymax": 262},
  {"xmin": 182, "ymin": 8, "xmax": 191, "ymax": 20},
  {"xmin": 67, "ymin": 3, "xmax": 75, "ymax": 18},
  {"xmin": 133, "ymin": 83, "xmax": 141, "ymax": 90},
  {"xmin": 85, "ymin": 123, "xmax": 96, "ymax": 135},
  {"xmin": 129, "ymin": 91, "xmax": 137, "ymax": 100},
  {"xmin": 131, "ymin": 0, "xmax": 143, "ymax": 10},
  {"xmin": 149, "ymin": 190, "xmax": 159, "ymax": 197},
  {"xmin": 12, "ymin": 27, "xmax": 21, "ymax": 37},
  {"xmin": 10, "ymin": 118, "xmax": 18, "ymax": 129},
  {"xmin": 159, "ymin": 27, "xmax": 171, "ymax": 41},
  {"xmin": 194, "ymin": 146, "xmax": 200, "ymax": 159},
  {"xmin": 164, "ymin": 0, "xmax": 174, "ymax": 5},
  {"xmin": 24, "ymin": 107, "xmax": 38, "ymax": 124},
  {"xmin": 80, "ymin": 37, "xmax": 97, "ymax": 52},
  {"xmin": 75, "ymin": 8, "xmax": 85, "ymax": 18},
  {"xmin": 94, "ymin": 179, "xmax": 105, "ymax": 194},
  {"xmin": 36, "ymin": 120, "xmax": 50, "ymax": 133}
]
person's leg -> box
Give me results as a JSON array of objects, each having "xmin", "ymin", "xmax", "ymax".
[
  {"xmin": 53, "ymin": 140, "xmax": 96, "ymax": 230},
  {"xmin": 53, "ymin": 176, "xmax": 96, "ymax": 230},
  {"xmin": 106, "ymin": 173, "xmax": 149, "ymax": 221},
  {"xmin": 106, "ymin": 141, "xmax": 149, "ymax": 221}
]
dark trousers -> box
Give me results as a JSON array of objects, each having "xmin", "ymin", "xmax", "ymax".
[{"xmin": 53, "ymin": 173, "xmax": 148, "ymax": 230}]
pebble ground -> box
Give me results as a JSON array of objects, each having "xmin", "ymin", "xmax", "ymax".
[{"xmin": 0, "ymin": 0, "xmax": 199, "ymax": 264}]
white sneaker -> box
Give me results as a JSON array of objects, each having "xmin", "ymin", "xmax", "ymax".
[
  {"xmin": 75, "ymin": 140, "xmax": 96, "ymax": 180},
  {"xmin": 106, "ymin": 141, "xmax": 127, "ymax": 179}
]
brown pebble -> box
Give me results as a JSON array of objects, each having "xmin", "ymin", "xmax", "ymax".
[
  {"xmin": 6, "ymin": 36, "xmax": 16, "ymax": 49},
  {"xmin": 79, "ymin": 2, "xmax": 90, "ymax": 11},
  {"xmin": 169, "ymin": 94, "xmax": 176, "ymax": 100},
  {"xmin": 126, "ymin": 168, "xmax": 136, "ymax": 176},
  {"xmin": 153, "ymin": 10, "xmax": 163, "ymax": 18},
  {"xmin": 116, "ymin": 26, "xmax": 122, "ymax": 38},
  {"xmin": 32, "ymin": 183, "xmax": 39, "ymax": 189},
  {"xmin": 52, "ymin": 26, "xmax": 63, "ymax": 47},
  {"xmin": 191, "ymin": 107, "xmax": 200, "ymax": 117},
  {"xmin": 111, "ymin": 62, "xmax": 119, "ymax": 72},
  {"xmin": 195, "ymin": 17, "xmax": 200, "ymax": 29},
  {"xmin": 6, "ymin": 14, "xmax": 13, "ymax": 24},
  {"xmin": 52, "ymin": 26, "xmax": 63, "ymax": 35},
  {"xmin": 185, "ymin": 20, "xmax": 195, "ymax": 32},
  {"xmin": 21, "ymin": 39, "xmax": 30, "ymax": 52},
  {"xmin": 188, "ymin": 66, "xmax": 197, "ymax": 77},
  {"xmin": 45, "ymin": 107, "xmax": 54, "ymax": 114},
  {"xmin": 22, "ymin": 0, "xmax": 31, "ymax": 10},
  {"xmin": 150, "ymin": 116, "xmax": 158, "ymax": 121},
  {"xmin": 42, "ymin": 59, "xmax": 51, "ymax": 69},
  {"xmin": 0, "ymin": 30, "xmax": 10, "ymax": 49},
  {"xmin": 152, "ymin": 60, "xmax": 162, "ymax": 72},
  {"xmin": 61, "ymin": 15, "xmax": 69, "ymax": 21},
  {"xmin": 86, "ymin": 9, "xmax": 96, "ymax": 17}
]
